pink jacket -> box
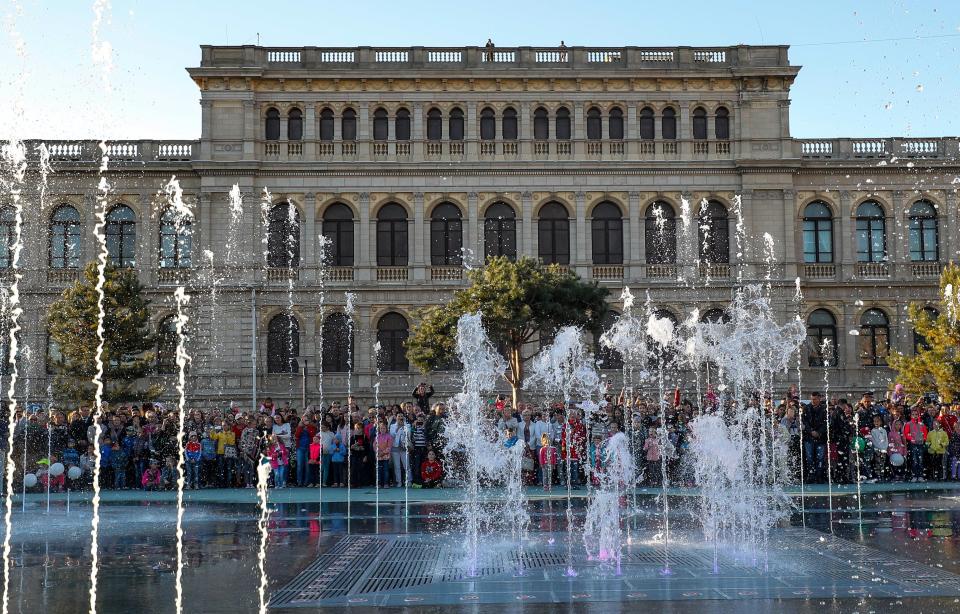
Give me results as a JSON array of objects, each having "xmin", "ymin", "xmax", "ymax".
[
  {"xmin": 268, "ymin": 443, "xmax": 289, "ymax": 469},
  {"xmin": 141, "ymin": 468, "xmax": 162, "ymax": 488}
]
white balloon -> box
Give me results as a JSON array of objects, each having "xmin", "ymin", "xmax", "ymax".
[
  {"xmin": 23, "ymin": 473, "xmax": 37, "ymax": 488},
  {"xmin": 67, "ymin": 466, "xmax": 82, "ymax": 480},
  {"xmin": 49, "ymin": 462, "xmax": 65, "ymax": 477}
]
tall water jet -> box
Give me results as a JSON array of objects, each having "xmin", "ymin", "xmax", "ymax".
[
  {"xmin": 582, "ymin": 430, "xmax": 635, "ymax": 575},
  {"xmin": 255, "ymin": 459, "xmax": 272, "ymax": 614},
  {"xmin": 646, "ymin": 309, "xmax": 676, "ymax": 574},
  {"xmin": 344, "ymin": 292, "xmax": 356, "ymax": 529}
]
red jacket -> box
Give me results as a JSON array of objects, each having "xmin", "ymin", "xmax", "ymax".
[
  {"xmin": 421, "ymin": 459, "xmax": 443, "ymax": 482},
  {"xmin": 903, "ymin": 419, "xmax": 928, "ymax": 445},
  {"xmin": 294, "ymin": 424, "xmax": 318, "ymax": 449},
  {"xmin": 560, "ymin": 420, "xmax": 586, "ymax": 461}
]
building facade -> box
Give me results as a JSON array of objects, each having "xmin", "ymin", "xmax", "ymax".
[{"xmin": 8, "ymin": 44, "xmax": 960, "ymax": 406}]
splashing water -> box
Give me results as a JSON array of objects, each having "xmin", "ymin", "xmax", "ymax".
[
  {"xmin": 226, "ymin": 185, "xmax": 243, "ymax": 268},
  {"xmin": 255, "ymin": 459, "xmax": 272, "ymax": 614},
  {"xmin": 344, "ymin": 292, "xmax": 356, "ymax": 528},
  {"xmin": 172, "ymin": 287, "xmax": 191, "ymax": 614},
  {"xmin": 582, "ymin": 431, "xmax": 636, "ymax": 574}
]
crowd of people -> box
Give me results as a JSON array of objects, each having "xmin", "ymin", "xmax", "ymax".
[{"xmin": 4, "ymin": 382, "xmax": 960, "ymax": 494}]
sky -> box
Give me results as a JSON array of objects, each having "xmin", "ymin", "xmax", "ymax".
[{"xmin": 1, "ymin": 0, "xmax": 958, "ymax": 140}]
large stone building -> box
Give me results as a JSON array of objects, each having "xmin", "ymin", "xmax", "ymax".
[{"xmin": 8, "ymin": 44, "xmax": 959, "ymax": 406}]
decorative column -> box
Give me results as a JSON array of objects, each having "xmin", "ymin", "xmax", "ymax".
[
  {"xmin": 412, "ymin": 102, "xmax": 424, "ymax": 158},
  {"xmin": 890, "ymin": 190, "xmax": 907, "ymax": 278},
  {"xmin": 412, "ymin": 192, "xmax": 425, "ymax": 281},
  {"xmin": 781, "ymin": 189, "xmax": 796, "ymax": 281},
  {"xmin": 945, "ymin": 191, "xmax": 958, "ymax": 261},
  {"xmin": 466, "ymin": 103, "xmax": 477, "ymax": 159},
  {"xmin": 467, "ymin": 192, "xmax": 480, "ymax": 261},
  {"xmin": 200, "ymin": 99, "xmax": 214, "ymax": 159},
  {"xmin": 358, "ymin": 192, "xmax": 372, "ymax": 281},
  {"xmin": 303, "ymin": 193, "xmax": 316, "ymax": 281},
  {"xmin": 139, "ymin": 190, "xmax": 155, "ymax": 286},
  {"xmin": 838, "ymin": 191, "xmax": 854, "ymax": 279},
  {"xmin": 574, "ymin": 191, "xmax": 588, "ymax": 277},
  {"xmin": 628, "ymin": 191, "xmax": 642, "ymax": 281},
  {"xmin": 304, "ymin": 105, "xmax": 316, "ymax": 159},
  {"xmin": 626, "ymin": 104, "xmax": 638, "ymax": 158},
  {"xmin": 520, "ymin": 191, "xmax": 534, "ymax": 258},
  {"xmin": 242, "ymin": 100, "xmax": 257, "ymax": 159}
]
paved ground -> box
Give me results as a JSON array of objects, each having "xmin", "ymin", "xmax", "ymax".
[{"xmin": 14, "ymin": 480, "xmax": 960, "ymax": 505}]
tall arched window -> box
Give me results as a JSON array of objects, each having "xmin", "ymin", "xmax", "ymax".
[
  {"xmin": 586, "ymin": 107, "xmax": 602, "ymax": 140},
  {"xmin": 265, "ymin": 108, "xmax": 280, "ymax": 141},
  {"xmin": 426, "ymin": 108, "xmax": 442, "ymax": 141},
  {"xmin": 341, "ymin": 108, "xmax": 357, "ymax": 141},
  {"xmin": 267, "ymin": 313, "xmax": 300, "ymax": 373},
  {"xmin": 158, "ymin": 207, "xmax": 193, "ymax": 269},
  {"xmin": 859, "ymin": 308, "xmax": 889, "ymax": 366},
  {"xmin": 319, "ymin": 108, "xmax": 334, "ymax": 141},
  {"xmin": 802, "ymin": 201, "xmax": 834, "ymax": 263},
  {"xmin": 908, "ymin": 200, "xmax": 938, "ymax": 261},
  {"xmin": 502, "ymin": 107, "xmax": 518, "ymax": 140},
  {"xmin": 592, "ymin": 201, "xmax": 624, "ymax": 265},
  {"xmin": 856, "ymin": 201, "xmax": 886, "ymax": 263},
  {"xmin": 538, "ymin": 202, "xmax": 569, "ymax": 265},
  {"xmin": 376, "ymin": 203, "xmax": 408, "ymax": 266},
  {"xmin": 321, "ymin": 312, "xmax": 352, "ymax": 373},
  {"xmin": 449, "ymin": 107, "xmax": 464, "ymax": 140},
  {"xmin": 321, "ymin": 203, "xmax": 354, "ymax": 266},
  {"xmin": 715, "ymin": 106, "xmax": 730, "ymax": 140},
  {"xmin": 662, "ymin": 108, "xmax": 677, "ymax": 140},
  {"xmin": 913, "ymin": 306, "xmax": 939, "ymax": 353},
  {"xmin": 806, "ymin": 309, "xmax": 838, "ymax": 367},
  {"xmin": 287, "ymin": 108, "xmax": 303, "ymax": 141},
  {"xmin": 372, "ymin": 108, "xmax": 388, "ymax": 141},
  {"xmin": 698, "ymin": 201, "xmax": 729, "ymax": 264},
  {"xmin": 0, "ymin": 208, "xmax": 15, "ymax": 269},
  {"xmin": 480, "ymin": 107, "xmax": 496, "ymax": 140},
  {"xmin": 533, "ymin": 107, "xmax": 549, "ymax": 140},
  {"xmin": 156, "ymin": 315, "xmax": 178, "ymax": 375},
  {"xmin": 692, "ymin": 107, "xmax": 707, "ymax": 140},
  {"xmin": 430, "ymin": 202, "xmax": 463, "ymax": 265},
  {"xmin": 395, "ymin": 108, "xmax": 411, "ymax": 141},
  {"xmin": 644, "ymin": 201, "xmax": 677, "ymax": 264},
  {"xmin": 639, "ymin": 107, "xmax": 655, "ymax": 140},
  {"xmin": 377, "ymin": 312, "xmax": 409, "ymax": 372},
  {"xmin": 555, "ymin": 107, "xmax": 571, "ymax": 140},
  {"xmin": 106, "ymin": 204, "xmax": 136, "ymax": 267},
  {"xmin": 267, "ymin": 202, "xmax": 300, "ymax": 268},
  {"xmin": 609, "ymin": 107, "xmax": 624, "ymax": 140},
  {"xmin": 484, "ymin": 202, "xmax": 517, "ymax": 261},
  {"xmin": 596, "ymin": 310, "xmax": 624, "ymax": 370},
  {"xmin": 49, "ymin": 205, "xmax": 81, "ymax": 269}
]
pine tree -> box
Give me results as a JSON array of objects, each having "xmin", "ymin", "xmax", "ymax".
[
  {"xmin": 406, "ymin": 256, "xmax": 610, "ymax": 404},
  {"xmin": 47, "ymin": 263, "xmax": 161, "ymax": 403},
  {"xmin": 888, "ymin": 263, "xmax": 960, "ymax": 402}
]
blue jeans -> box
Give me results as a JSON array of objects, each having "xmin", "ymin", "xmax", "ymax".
[
  {"xmin": 377, "ymin": 459, "xmax": 391, "ymax": 487},
  {"xmin": 909, "ymin": 444, "xmax": 925, "ymax": 478},
  {"xmin": 114, "ymin": 470, "xmax": 126, "ymax": 489},
  {"xmin": 568, "ymin": 460, "xmax": 580, "ymax": 486},
  {"xmin": 804, "ymin": 441, "xmax": 826, "ymax": 481},
  {"xmin": 273, "ymin": 465, "xmax": 287, "ymax": 488},
  {"xmin": 186, "ymin": 461, "xmax": 201, "ymax": 488},
  {"xmin": 296, "ymin": 448, "xmax": 310, "ymax": 486},
  {"xmin": 217, "ymin": 456, "xmax": 235, "ymax": 487},
  {"xmin": 321, "ymin": 454, "xmax": 331, "ymax": 485}
]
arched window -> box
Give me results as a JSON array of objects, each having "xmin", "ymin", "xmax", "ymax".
[
  {"xmin": 639, "ymin": 107, "xmax": 655, "ymax": 140},
  {"xmin": 592, "ymin": 201, "xmax": 624, "ymax": 265},
  {"xmin": 596, "ymin": 310, "xmax": 623, "ymax": 370},
  {"xmin": 156, "ymin": 315, "xmax": 177, "ymax": 375},
  {"xmin": 913, "ymin": 306, "xmax": 939, "ymax": 353},
  {"xmin": 698, "ymin": 200, "xmax": 729, "ymax": 264},
  {"xmin": 426, "ymin": 108, "xmax": 442, "ymax": 141},
  {"xmin": 662, "ymin": 108, "xmax": 677, "ymax": 140},
  {"xmin": 449, "ymin": 107, "xmax": 464, "ymax": 140},
  {"xmin": 321, "ymin": 312, "xmax": 352, "ymax": 373},
  {"xmin": 321, "ymin": 203, "xmax": 354, "ymax": 267},
  {"xmin": 502, "ymin": 107, "xmax": 518, "ymax": 140},
  {"xmin": 319, "ymin": 108, "xmax": 334, "ymax": 141},
  {"xmin": 377, "ymin": 312, "xmax": 409, "ymax": 372},
  {"xmin": 806, "ymin": 309, "xmax": 838, "ymax": 367},
  {"xmin": 908, "ymin": 200, "xmax": 938, "ymax": 262},
  {"xmin": 265, "ymin": 108, "xmax": 280, "ymax": 141},
  {"xmin": 644, "ymin": 201, "xmax": 677, "ymax": 264},
  {"xmin": 538, "ymin": 201, "xmax": 569, "ymax": 265},
  {"xmin": 376, "ymin": 203, "xmax": 408, "ymax": 266},
  {"xmin": 533, "ymin": 107, "xmax": 549, "ymax": 140},
  {"xmin": 158, "ymin": 207, "xmax": 193, "ymax": 269},
  {"xmin": 609, "ymin": 107, "xmax": 624, "ymax": 140},
  {"xmin": 859, "ymin": 308, "xmax": 889, "ymax": 367},
  {"xmin": 341, "ymin": 108, "xmax": 357, "ymax": 141},
  {"xmin": 395, "ymin": 108, "xmax": 411, "ymax": 141},
  {"xmin": 802, "ymin": 201, "xmax": 834, "ymax": 263},
  {"xmin": 855, "ymin": 201, "xmax": 886, "ymax": 263},
  {"xmin": 480, "ymin": 107, "xmax": 496, "ymax": 140},
  {"xmin": 287, "ymin": 108, "xmax": 303, "ymax": 141},
  {"xmin": 692, "ymin": 107, "xmax": 707, "ymax": 140},
  {"xmin": 267, "ymin": 313, "xmax": 300, "ymax": 374},
  {"xmin": 106, "ymin": 204, "xmax": 136, "ymax": 267},
  {"xmin": 430, "ymin": 202, "xmax": 463, "ymax": 266},
  {"xmin": 715, "ymin": 106, "xmax": 730, "ymax": 140},
  {"xmin": 701, "ymin": 308, "xmax": 730, "ymax": 324},
  {"xmin": 586, "ymin": 107, "xmax": 601, "ymax": 140},
  {"xmin": 484, "ymin": 202, "xmax": 517, "ymax": 261},
  {"xmin": 0, "ymin": 208, "xmax": 15, "ymax": 270},
  {"xmin": 372, "ymin": 108, "xmax": 388, "ymax": 141},
  {"xmin": 49, "ymin": 205, "xmax": 81, "ymax": 269},
  {"xmin": 555, "ymin": 107, "xmax": 571, "ymax": 140},
  {"xmin": 267, "ymin": 202, "xmax": 300, "ymax": 268}
]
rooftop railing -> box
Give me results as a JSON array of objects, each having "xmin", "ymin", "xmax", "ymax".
[
  {"xmin": 23, "ymin": 140, "xmax": 197, "ymax": 163},
  {"xmin": 797, "ymin": 137, "xmax": 960, "ymax": 160},
  {"xmin": 196, "ymin": 45, "xmax": 792, "ymax": 72}
]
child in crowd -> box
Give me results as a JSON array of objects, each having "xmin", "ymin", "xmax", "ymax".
[
  {"xmin": 267, "ymin": 435, "xmax": 289, "ymax": 488},
  {"xmin": 869, "ymin": 415, "xmax": 888, "ymax": 483},
  {"xmin": 926, "ymin": 420, "xmax": 949, "ymax": 481},
  {"xmin": 40, "ymin": 454, "xmax": 65, "ymax": 493},
  {"xmin": 110, "ymin": 441, "xmax": 129, "ymax": 489},
  {"xmin": 141, "ymin": 459, "xmax": 162, "ymax": 491},
  {"xmin": 200, "ymin": 429, "xmax": 218, "ymax": 488},
  {"xmin": 329, "ymin": 434, "xmax": 346, "ymax": 487},
  {"xmin": 161, "ymin": 456, "xmax": 179, "ymax": 490},
  {"xmin": 643, "ymin": 426, "xmax": 661, "ymax": 486},
  {"xmin": 949, "ymin": 423, "xmax": 960, "ymax": 480},
  {"xmin": 538, "ymin": 433, "xmax": 557, "ymax": 492},
  {"xmin": 420, "ymin": 450, "xmax": 443, "ymax": 488},
  {"xmin": 308, "ymin": 434, "xmax": 322, "ymax": 487},
  {"xmin": 185, "ymin": 432, "xmax": 202, "ymax": 489}
]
